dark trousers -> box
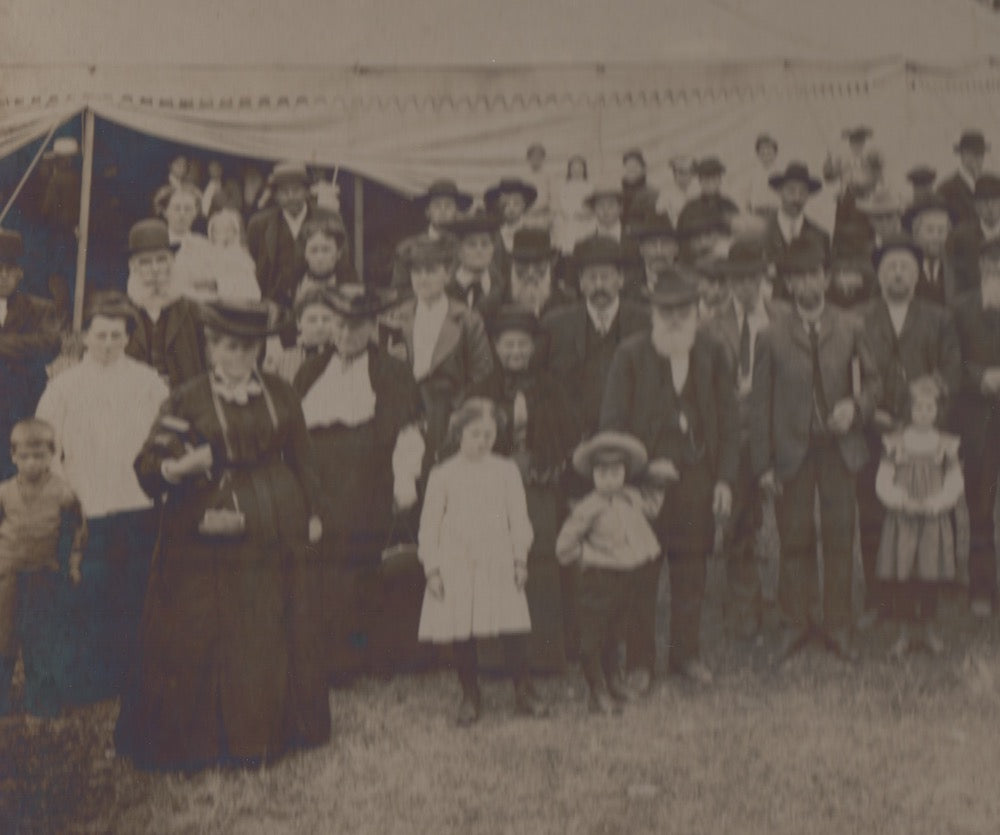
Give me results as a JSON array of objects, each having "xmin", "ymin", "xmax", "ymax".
[
  {"xmin": 774, "ymin": 437, "xmax": 856, "ymax": 632},
  {"xmin": 891, "ymin": 581, "xmax": 938, "ymax": 624},
  {"xmin": 723, "ymin": 442, "xmax": 763, "ymax": 625},
  {"xmin": 578, "ymin": 565, "xmax": 640, "ymax": 692},
  {"xmin": 453, "ymin": 634, "xmax": 529, "ymax": 696},
  {"xmin": 964, "ymin": 451, "xmax": 999, "ymax": 606},
  {"xmin": 626, "ymin": 458, "xmax": 714, "ymax": 674},
  {"xmin": 857, "ymin": 434, "xmax": 891, "ymax": 615}
]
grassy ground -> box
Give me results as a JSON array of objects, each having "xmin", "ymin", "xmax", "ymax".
[{"xmin": 2, "ymin": 572, "xmax": 999, "ymax": 835}]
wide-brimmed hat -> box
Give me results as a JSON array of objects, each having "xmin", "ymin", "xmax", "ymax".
[
  {"xmin": 267, "ymin": 161, "xmax": 310, "ymax": 189},
  {"xmin": 676, "ymin": 202, "xmax": 730, "ymax": 240},
  {"xmin": 126, "ymin": 218, "xmax": 179, "ymax": 256},
  {"xmin": 583, "ymin": 179, "xmax": 624, "ymax": 209},
  {"xmin": 484, "ymin": 177, "xmax": 537, "ymax": 212},
  {"xmin": 718, "ymin": 239, "xmax": 769, "ymax": 279},
  {"xmin": 83, "ymin": 290, "xmax": 139, "ymax": 333},
  {"xmin": 648, "ymin": 267, "xmax": 700, "ymax": 308},
  {"xmin": 768, "ymin": 161, "xmax": 822, "ymax": 194},
  {"xmin": 199, "ymin": 298, "xmax": 282, "ymax": 338},
  {"xmin": 573, "ymin": 235, "xmax": 624, "ymax": 269},
  {"xmin": 906, "ymin": 166, "xmax": 937, "ymax": 188},
  {"xmin": 490, "ymin": 304, "xmax": 541, "ymax": 339},
  {"xmin": 511, "ymin": 228, "xmax": 558, "ymax": 262},
  {"xmin": 776, "ymin": 237, "xmax": 826, "ymax": 276},
  {"xmin": 416, "ymin": 179, "xmax": 474, "ymax": 212},
  {"xmin": 444, "ymin": 210, "xmax": 499, "ymax": 238},
  {"xmin": 856, "ymin": 188, "xmax": 902, "ymax": 216},
  {"xmin": 404, "ymin": 236, "xmax": 456, "ymax": 269},
  {"xmin": 695, "ymin": 157, "xmax": 726, "ymax": 178},
  {"xmin": 326, "ymin": 283, "xmax": 397, "ymax": 320},
  {"xmin": 629, "ymin": 212, "xmax": 677, "ymax": 241},
  {"xmin": 974, "ymin": 174, "xmax": 1000, "ymax": 201},
  {"xmin": 872, "ymin": 232, "xmax": 923, "ymax": 271},
  {"xmin": 0, "ymin": 229, "xmax": 24, "ymax": 265},
  {"xmin": 955, "ymin": 130, "xmax": 989, "ymax": 155},
  {"xmin": 43, "ymin": 136, "xmax": 80, "ymax": 160},
  {"xmin": 572, "ymin": 430, "xmax": 648, "ymax": 478},
  {"xmin": 842, "ymin": 126, "xmax": 873, "ymax": 142},
  {"xmin": 901, "ymin": 195, "xmax": 951, "ymax": 232}
]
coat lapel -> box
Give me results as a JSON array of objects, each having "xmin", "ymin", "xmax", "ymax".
[
  {"xmin": 427, "ymin": 300, "xmax": 464, "ymax": 377},
  {"xmin": 572, "ymin": 304, "xmax": 588, "ymax": 364},
  {"xmin": 717, "ymin": 299, "xmax": 740, "ymax": 358}
]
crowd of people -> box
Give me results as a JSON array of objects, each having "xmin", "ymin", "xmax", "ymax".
[{"xmin": 0, "ymin": 124, "xmax": 999, "ymax": 770}]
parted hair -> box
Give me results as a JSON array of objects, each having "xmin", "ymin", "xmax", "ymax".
[
  {"xmin": 441, "ymin": 397, "xmax": 508, "ymax": 459},
  {"xmin": 10, "ymin": 418, "xmax": 56, "ymax": 453}
]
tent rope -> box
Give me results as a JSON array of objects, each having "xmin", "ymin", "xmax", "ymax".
[{"xmin": 0, "ymin": 120, "xmax": 60, "ymax": 226}]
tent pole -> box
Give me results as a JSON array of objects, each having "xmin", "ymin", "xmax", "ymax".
[
  {"xmin": 353, "ymin": 176, "xmax": 364, "ymax": 281},
  {"xmin": 72, "ymin": 108, "xmax": 95, "ymax": 331}
]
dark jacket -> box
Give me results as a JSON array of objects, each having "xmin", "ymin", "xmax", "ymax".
[
  {"xmin": 937, "ymin": 171, "xmax": 979, "ymax": 230},
  {"xmin": 952, "ymin": 289, "xmax": 1000, "ymax": 461},
  {"xmin": 762, "ymin": 213, "xmax": 832, "ymax": 301},
  {"xmin": 125, "ymin": 297, "xmax": 207, "ymax": 391}
]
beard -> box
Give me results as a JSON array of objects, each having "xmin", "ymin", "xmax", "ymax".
[
  {"xmin": 651, "ymin": 311, "xmax": 697, "ymax": 358},
  {"xmin": 127, "ymin": 271, "xmax": 175, "ymax": 313},
  {"xmin": 512, "ymin": 274, "xmax": 551, "ymax": 314}
]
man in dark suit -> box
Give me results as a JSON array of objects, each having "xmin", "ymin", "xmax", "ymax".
[
  {"xmin": 506, "ymin": 228, "xmax": 571, "ymax": 322},
  {"xmin": 246, "ymin": 161, "xmax": 340, "ymax": 309},
  {"xmin": 951, "ymin": 238, "xmax": 1000, "ymax": 616},
  {"xmin": 676, "ymin": 157, "xmax": 739, "ymax": 240},
  {"xmin": 601, "ymin": 269, "xmax": 739, "ymax": 687},
  {"xmin": 621, "ymin": 148, "xmax": 659, "ymax": 225},
  {"xmin": 124, "ymin": 219, "xmax": 206, "ymax": 390},
  {"xmin": 704, "ymin": 240, "xmax": 788, "ymax": 638},
  {"xmin": 762, "ymin": 162, "xmax": 831, "ymax": 301},
  {"xmin": 390, "ymin": 179, "xmax": 470, "ymax": 290},
  {"xmin": 443, "ymin": 211, "xmax": 506, "ymax": 327},
  {"xmin": 0, "ymin": 229, "xmax": 61, "ymax": 479},
  {"xmin": 856, "ymin": 234, "xmax": 962, "ymax": 629},
  {"xmin": 947, "ymin": 174, "xmax": 1000, "ymax": 297},
  {"xmin": 903, "ymin": 196, "xmax": 963, "ymax": 307},
  {"xmin": 485, "ymin": 177, "xmax": 538, "ymax": 282},
  {"xmin": 937, "ymin": 130, "xmax": 988, "ymax": 230},
  {"xmin": 623, "ymin": 213, "xmax": 678, "ymax": 303},
  {"xmin": 750, "ymin": 237, "xmax": 880, "ymax": 664}
]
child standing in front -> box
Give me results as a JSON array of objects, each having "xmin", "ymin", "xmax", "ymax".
[
  {"xmin": 876, "ymin": 375, "xmax": 963, "ymax": 657},
  {"xmin": 555, "ymin": 431, "xmax": 662, "ymax": 714},
  {"xmin": 0, "ymin": 419, "xmax": 86, "ymax": 716},
  {"xmin": 417, "ymin": 398, "xmax": 549, "ymax": 726}
]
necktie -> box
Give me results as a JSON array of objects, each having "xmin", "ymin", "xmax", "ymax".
[
  {"xmin": 926, "ymin": 260, "xmax": 938, "ymax": 284},
  {"xmin": 596, "ymin": 313, "xmax": 608, "ymax": 337},
  {"xmin": 809, "ymin": 322, "xmax": 829, "ymax": 427},
  {"xmin": 738, "ymin": 314, "xmax": 751, "ymax": 378}
]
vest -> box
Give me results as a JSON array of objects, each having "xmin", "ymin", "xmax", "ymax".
[{"xmin": 580, "ymin": 313, "xmax": 622, "ymax": 435}]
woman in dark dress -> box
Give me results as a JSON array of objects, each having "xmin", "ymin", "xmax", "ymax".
[
  {"xmin": 115, "ymin": 299, "xmax": 328, "ymax": 771},
  {"xmin": 293, "ymin": 284, "xmax": 424, "ymax": 678},
  {"xmin": 472, "ymin": 305, "xmax": 579, "ymax": 671}
]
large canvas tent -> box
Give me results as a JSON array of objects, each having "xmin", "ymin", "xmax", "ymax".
[{"xmin": 2, "ymin": 0, "xmax": 1000, "ymax": 325}]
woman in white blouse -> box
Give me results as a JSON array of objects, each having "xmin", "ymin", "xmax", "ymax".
[
  {"xmin": 292, "ymin": 284, "xmax": 425, "ymax": 679},
  {"xmin": 35, "ymin": 292, "xmax": 168, "ymax": 703},
  {"xmin": 155, "ymin": 183, "xmax": 216, "ymax": 301}
]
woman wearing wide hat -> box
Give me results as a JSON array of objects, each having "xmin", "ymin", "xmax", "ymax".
[
  {"xmin": 116, "ymin": 298, "xmax": 328, "ymax": 771},
  {"xmin": 293, "ymin": 284, "xmax": 426, "ymax": 678}
]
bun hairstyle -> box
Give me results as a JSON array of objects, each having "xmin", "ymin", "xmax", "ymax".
[{"xmin": 440, "ymin": 397, "xmax": 507, "ymax": 459}]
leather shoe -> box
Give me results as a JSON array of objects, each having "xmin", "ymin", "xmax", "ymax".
[
  {"xmin": 514, "ymin": 680, "xmax": 550, "ymax": 718},
  {"xmin": 588, "ymin": 688, "xmax": 621, "ymax": 716},
  {"xmin": 772, "ymin": 626, "xmax": 810, "ymax": 667},
  {"xmin": 627, "ymin": 669, "xmax": 654, "ymax": 696},
  {"xmin": 456, "ymin": 690, "xmax": 481, "ymax": 727},
  {"xmin": 678, "ymin": 659, "xmax": 714, "ymax": 686},
  {"xmin": 826, "ymin": 628, "xmax": 860, "ymax": 664}
]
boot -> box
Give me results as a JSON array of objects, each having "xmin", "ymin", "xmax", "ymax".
[
  {"xmin": 457, "ymin": 683, "xmax": 482, "ymax": 727},
  {"xmin": 514, "ymin": 677, "xmax": 549, "ymax": 718}
]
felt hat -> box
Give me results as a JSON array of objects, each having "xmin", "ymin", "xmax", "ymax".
[
  {"xmin": 695, "ymin": 157, "xmax": 726, "ymax": 178},
  {"xmin": 647, "ymin": 267, "xmax": 700, "ymax": 308},
  {"xmin": 974, "ymin": 174, "xmax": 1000, "ymax": 201},
  {"xmin": 83, "ymin": 290, "xmax": 139, "ymax": 333},
  {"xmin": 490, "ymin": 304, "xmax": 541, "ymax": 339},
  {"xmin": 842, "ymin": 126, "xmax": 873, "ymax": 142},
  {"xmin": 444, "ymin": 211, "xmax": 500, "ymax": 238},
  {"xmin": 416, "ymin": 179, "xmax": 473, "ymax": 212},
  {"xmin": 326, "ymin": 283, "xmax": 397, "ymax": 320},
  {"xmin": 511, "ymin": 228, "xmax": 558, "ymax": 262},
  {"xmin": 126, "ymin": 219, "xmax": 178, "ymax": 255},
  {"xmin": 267, "ymin": 161, "xmax": 309, "ymax": 189},
  {"xmin": 901, "ymin": 195, "xmax": 951, "ymax": 232},
  {"xmin": 755, "ymin": 133, "xmax": 778, "ymax": 152},
  {"xmin": 629, "ymin": 212, "xmax": 677, "ymax": 241},
  {"xmin": 768, "ymin": 161, "xmax": 822, "ymax": 194},
  {"xmin": 872, "ymin": 232, "xmax": 923, "ymax": 271},
  {"xmin": 830, "ymin": 242, "xmax": 875, "ymax": 280},
  {"xmin": 199, "ymin": 298, "xmax": 281, "ymax": 338},
  {"xmin": 572, "ymin": 235, "xmax": 624, "ymax": 269},
  {"xmin": 0, "ymin": 229, "xmax": 24, "ymax": 265},
  {"xmin": 484, "ymin": 177, "xmax": 538, "ymax": 212},
  {"xmin": 776, "ymin": 236, "xmax": 826, "ymax": 276},
  {"xmin": 855, "ymin": 188, "xmax": 902, "ymax": 216},
  {"xmin": 676, "ymin": 202, "xmax": 730, "ymax": 240},
  {"xmin": 43, "ymin": 136, "xmax": 80, "ymax": 160},
  {"xmin": 906, "ymin": 166, "xmax": 937, "ymax": 188},
  {"xmin": 583, "ymin": 179, "xmax": 624, "ymax": 209},
  {"xmin": 572, "ymin": 430, "xmax": 648, "ymax": 478},
  {"xmin": 718, "ymin": 239, "xmax": 769, "ymax": 279},
  {"xmin": 955, "ymin": 130, "xmax": 989, "ymax": 155},
  {"xmin": 404, "ymin": 236, "xmax": 456, "ymax": 268},
  {"xmin": 669, "ymin": 155, "xmax": 696, "ymax": 172},
  {"xmin": 622, "ymin": 148, "xmax": 647, "ymax": 167}
]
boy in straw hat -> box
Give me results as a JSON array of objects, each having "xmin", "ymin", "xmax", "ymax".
[{"xmin": 555, "ymin": 431, "xmax": 663, "ymax": 715}]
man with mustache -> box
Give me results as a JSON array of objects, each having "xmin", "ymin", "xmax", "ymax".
[
  {"xmin": 600, "ymin": 268, "xmax": 738, "ymax": 689},
  {"xmin": 624, "ymin": 213, "xmax": 678, "ymax": 302},
  {"xmin": 750, "ymin": 237, "xmax": 880, "ymax": 665}
]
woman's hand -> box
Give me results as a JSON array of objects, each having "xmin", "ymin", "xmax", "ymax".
[
  {"xmin": 426, "ymin": 571, "xmax": 445, "ymax": 600},
  {"xmin": 308, "ymin": 515, "xmax": 323, "ymax": 543},
  {"xmin": 68, "ymin": 549, "xmax": 83, "ymax": 585},
  {"xmin": 162, "ymin": 444, "xmax": 213, "ymax": 482},
  {"xmin": 514, "ymin": 561, "xmax": 529, "ymax": 591}
]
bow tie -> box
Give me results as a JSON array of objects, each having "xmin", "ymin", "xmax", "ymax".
[{"xmin": 211, "ymin": 373, "xmax": 263, "ymax": 405}]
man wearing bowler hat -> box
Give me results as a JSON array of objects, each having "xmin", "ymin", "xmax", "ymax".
[
  {"xmin": 938, "ymin": 130, "xmax": 989, "ymax": 229},
  {"xmin": 600, "ymin": 268, "xmax": 738, "ymax": 688},
  {"xmin": 677, "ymin": 157, "xmax": 739, "ymax": 237},
  {"xmin": 906, "ymin": 167, "xmax": 937, "ymax": 206},
  {"xmin": 0, "ymin": 229, "xmax": 61, "ymax": 479},
  {"xmin": 390, "ymin": 179, "xmax": 471, "ymax": 289},
  {"xmin": 624, "ymin": 212, "xmax": 679, "ymax": 302},
  {"xmin": 124, "ymin": 218, "xmax": 207, "ymax": 390},
  {"xmin": 485, "ymin": 177, "xmax": 538, "ymax": 282},
  {"xmin": 947, "ymin": 173, "xmax": 1000, "ymax": 296},
  {"xmin": 443, "ymin": 211, "xmax": 505, "ymax": 325},
  {"xmin": 750, "ymin": 237, "xmax": 880, "ymax": 665},
  {"xmin": 903, "ymin": 195, "xmax": 962, "ymax": 307},
  {"xmin": 507, "ymin": 228, "xmax": 570, "ymax": 321},
  {"xmin": 763, "ymin": 162, "xmax": 831, "ymax": 302},
  {"xmin": 247, "ymin": 162, "xmax": 341, "ymax": 309}
]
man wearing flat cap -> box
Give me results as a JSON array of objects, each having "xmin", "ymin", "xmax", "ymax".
[
  {"xmin": 600, "ymin": 268, "xmax": 738, "ymax": 688},
  {"xmin": 951, "ymin": 238, "xmax": 1000, "ymax": 617},
  {"xmin": 124, "ymin": 218, "xmax": 207, "ymax": 390},
  {"xmin": 676, "ymin": 157, "xmax": 739, "ymax": 238},
  {"xmin": 656, "ymin": 155, "xmax": 697, "ymax": 227},
  {"xmin": 621, "ymin": 149, "xmax": 659, "ymax": 225},
  {"xmin": 903, "ymin": 196, "xmax": 962, "ymax": 307},
  {"xmin": 750, "ymin": 236, "xmax": 880, "ymax": 665},
  {"xmin": 443, "ymin": 211, "xmax": 505, "ymax": 325},
  {"xmin": 390, "ymin": 179, "xmax": 470, "ymax": 290},
  {"xmin": 762, "ymin": 162, "xmax": 831, "ymax": 301},
  {"xmin": 938, "ymin": 131, "xmax": 989, "ymax": 229},
  {"xmin": 485, "ymin": 177, "xmax": 538, "ymax": 281},
  {"xmin": 0, "ymin": 229, "xmax": 61, "ymax": 478},
  {"xmin": 947, "ymin": 173, "xmax": 1000, "ymax": 295},
  {"xmin": 247, "ymin": 161, "xmax": 341, "ymax": 308},
  {"xmin": 856, "ymin": 233, "xmax": 961, "ymax": 630}
]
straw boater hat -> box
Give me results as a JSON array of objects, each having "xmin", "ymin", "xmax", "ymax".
[
  {"xmin": 125, "ymin": 218, "xmax": 179, "ymax": 255},
  {"xmin": 267, "ymin": 161, "xmax": 310, "ymax": 189},
  {"xmin": 416, "ymin": 179, "xmax": 473, "ymax": 212},
  {"xmin": 199, "ymin": 298, "xmax": 282, "ymax": 338},
  {"xmin": 0, "ymin": 229, "xmax": 24, "ymax": 265},
  {"xmin": 572, "ymin": 430, "xmax": 648, "ymax": 478}
]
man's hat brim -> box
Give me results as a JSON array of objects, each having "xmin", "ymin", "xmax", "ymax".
[
  {"xmin": 199, "ymin": 299, "xmax": 283, "ymax": 338},
  {"xmin": 572, "ymin": 431, "xmax": 648, "ymax": 477}
]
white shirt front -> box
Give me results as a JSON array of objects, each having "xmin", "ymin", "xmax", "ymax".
[
  {"xmin": 412, "ymin": 295, "xmax": 450, "ymax": 380},
  {"xmin": 283, "ymin": 206, "xmax": 308, "ymax": 241},
  {"xmin": 455, "ymin": 266, "xmax": 491, "ymax": 302},
  {"xmin": 594, "ymin": 221, "xmax": 622, "ymax": 242},
  {"xmin": 500, "ymin": 221, "xmax": 522, "ymax": 253},
  {"xmin": 670, "ymin": 355, "xmax": 690, "ymax": 393},
  {"xmin": 35, "ymin": 354, "xmax": 169, "ymax": 518},
  {"xmin": 776, "ymin": 210, "xmax": 804, "ymax": 244},
  {"xmin": 0, "ymin": 297, "xmax": 7, "ymax": 327},
  {"xmin": 886, "ymin": 300, "xmax": 909, "ymax": 337},
  {"xmin": 300, "ymin": 352, "xmax": 376, "ymax": 429},
  {"xmin": 733, "ymin": 298, "xmax": 770, "ymax": 387},
  {"xmin": 586, "ymin": 296, "xmax": 620, "ymax": 336}
]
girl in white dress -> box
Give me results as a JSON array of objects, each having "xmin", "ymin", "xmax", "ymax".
[{"xmin": 418, "ymin": 398, "xmax": 548, "ymax": 726}]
